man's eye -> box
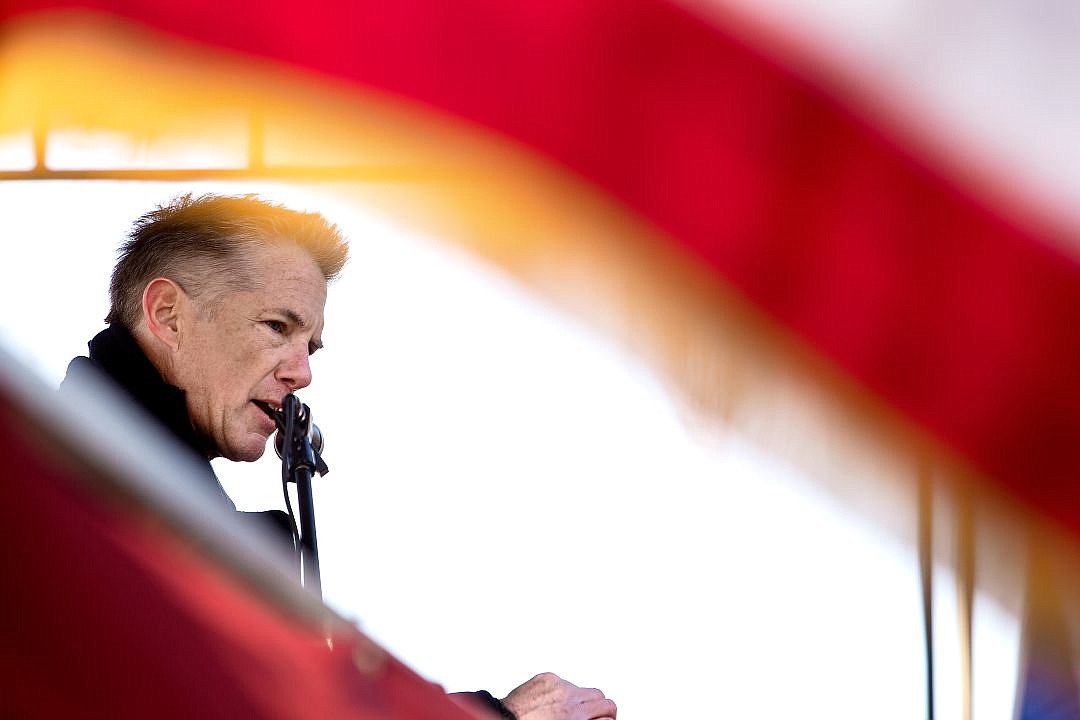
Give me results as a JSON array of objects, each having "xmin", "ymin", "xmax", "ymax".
[{"xmin": 264, "ymin": 320, "xmax": 287, "ymax": 334}]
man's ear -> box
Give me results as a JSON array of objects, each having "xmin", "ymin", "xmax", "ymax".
[{"xmin": 141, "ymin": 277, "xmax": 186, "ymax": 352}]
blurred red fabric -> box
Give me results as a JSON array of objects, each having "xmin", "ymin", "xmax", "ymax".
[{"xmin": 0, "ymin": 395, "xmax": 484, "ymax": 720}]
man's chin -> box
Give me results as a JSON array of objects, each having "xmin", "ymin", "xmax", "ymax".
[
  {"xmin": 242, "ymin": 445, "xmax": 268, "ymax": 462},
  {"xmin": 222, "ymin": 436, "xmax": 270, "ymax": 463}
]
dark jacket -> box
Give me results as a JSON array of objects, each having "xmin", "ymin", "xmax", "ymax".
[{"xmin": 61, "ymin": 325, "xmax": 296, "ymax": 553}]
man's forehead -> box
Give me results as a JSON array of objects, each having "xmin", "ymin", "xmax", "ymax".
[
  {"xmin": 227, "ymin": 242, "xmax": 327, "ymax": 320},
  {"xmin": 248, "ymin": 244, "xmax": 327, "ymax": 295},
  {"xmin": 244, "ymin": 239, "xmax": 327, "ymax": 280}
]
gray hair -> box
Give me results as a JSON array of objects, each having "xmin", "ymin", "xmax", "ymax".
[{"xmin": 107, "ymin": 193, "xmax": 348, "ymax": 328}]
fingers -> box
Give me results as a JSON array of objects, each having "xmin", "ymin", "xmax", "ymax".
[
  {"xmin": 561, "ymin": 683, "xmax": 617, "ymax": 720},
  {"xmin": 578, "ymin": 697, "xmax": 617, "ymax": 719},
  {"xmin": 569, "ymin": 686, "xmax": 605, "ymax": 704},
  {"xmin": 502, "ymin": 672, "xmax": 616, "ymax": 720}
]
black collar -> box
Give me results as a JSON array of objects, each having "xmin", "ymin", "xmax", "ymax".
[{"xmin": 65, "ymin": 325, "xmax": 234, "ymax": 509}]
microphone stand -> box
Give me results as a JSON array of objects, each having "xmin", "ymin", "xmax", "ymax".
[{"xmin": 264, "ymin": 394, "xmax": 329, "ymax": 598}]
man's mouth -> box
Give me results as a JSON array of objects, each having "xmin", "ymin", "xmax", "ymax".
[
  {"xmin": 251, "ymin": 400, "xmax": 283, "ymax": 435},
  {"xmin": 252, "ymin": 399, "xmax": 279, "ymax": 417}
]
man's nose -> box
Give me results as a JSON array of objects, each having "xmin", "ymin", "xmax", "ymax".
[{"xmin": 277, "ymin": 345, "xmax": 313, "ymax": 391}]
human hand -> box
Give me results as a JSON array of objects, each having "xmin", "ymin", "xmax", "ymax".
[{"xmin": 501, "ymin": 672, "xmax": 616, "ymax": 720}]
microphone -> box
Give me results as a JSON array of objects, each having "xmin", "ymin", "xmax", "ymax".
[
  {"xmin": 255, "ymin": 396, "xmax": 328, "ymax": 595},
  {"xmin": 253, "ymin": 399, "xmax": 324, "ymax": 456},
  {"xmin": 274, "ymin": 409, "xmax": 324, "ymax": 458}
]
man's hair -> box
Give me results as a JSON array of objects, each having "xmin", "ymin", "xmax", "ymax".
[{"xmin": 107, "ymin": 193, "xmax": 348, "ymax": 329}]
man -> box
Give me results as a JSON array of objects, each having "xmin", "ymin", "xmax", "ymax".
[{"xmin": 62, "ymin": 194, "xmax": 617, "ymax": 720}]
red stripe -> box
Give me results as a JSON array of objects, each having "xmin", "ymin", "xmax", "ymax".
[{"xmin": 7, "ymin": 1, "xmax": 1080, "ymax": 516}]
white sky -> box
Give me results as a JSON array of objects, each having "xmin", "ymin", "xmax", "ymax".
[{"xmin": 0, "ymin": 179, "xmax": 1019, "ymax": 718}]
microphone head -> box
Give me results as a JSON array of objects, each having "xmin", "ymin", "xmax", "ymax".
[
  {"xmin": 269, "ymin": 396, "xmax": 329, "ymax": 475},
  {"xmin": 274, "ymin": 422, "xmax": 324, "ymax": 458}
]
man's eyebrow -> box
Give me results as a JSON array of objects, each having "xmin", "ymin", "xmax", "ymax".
[{"xmin": 269, "ymin": 308, "xmax": 306, "ymax": 328}]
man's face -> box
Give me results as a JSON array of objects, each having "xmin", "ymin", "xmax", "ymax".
[{"xmin": 171, "ymin": 242, "xmax": 328, "ymax": 461}]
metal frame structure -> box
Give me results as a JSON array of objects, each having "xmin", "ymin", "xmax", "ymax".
[{"xmin": 0, "ymin": 117, "xmax": 421, "ymax": 182}]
